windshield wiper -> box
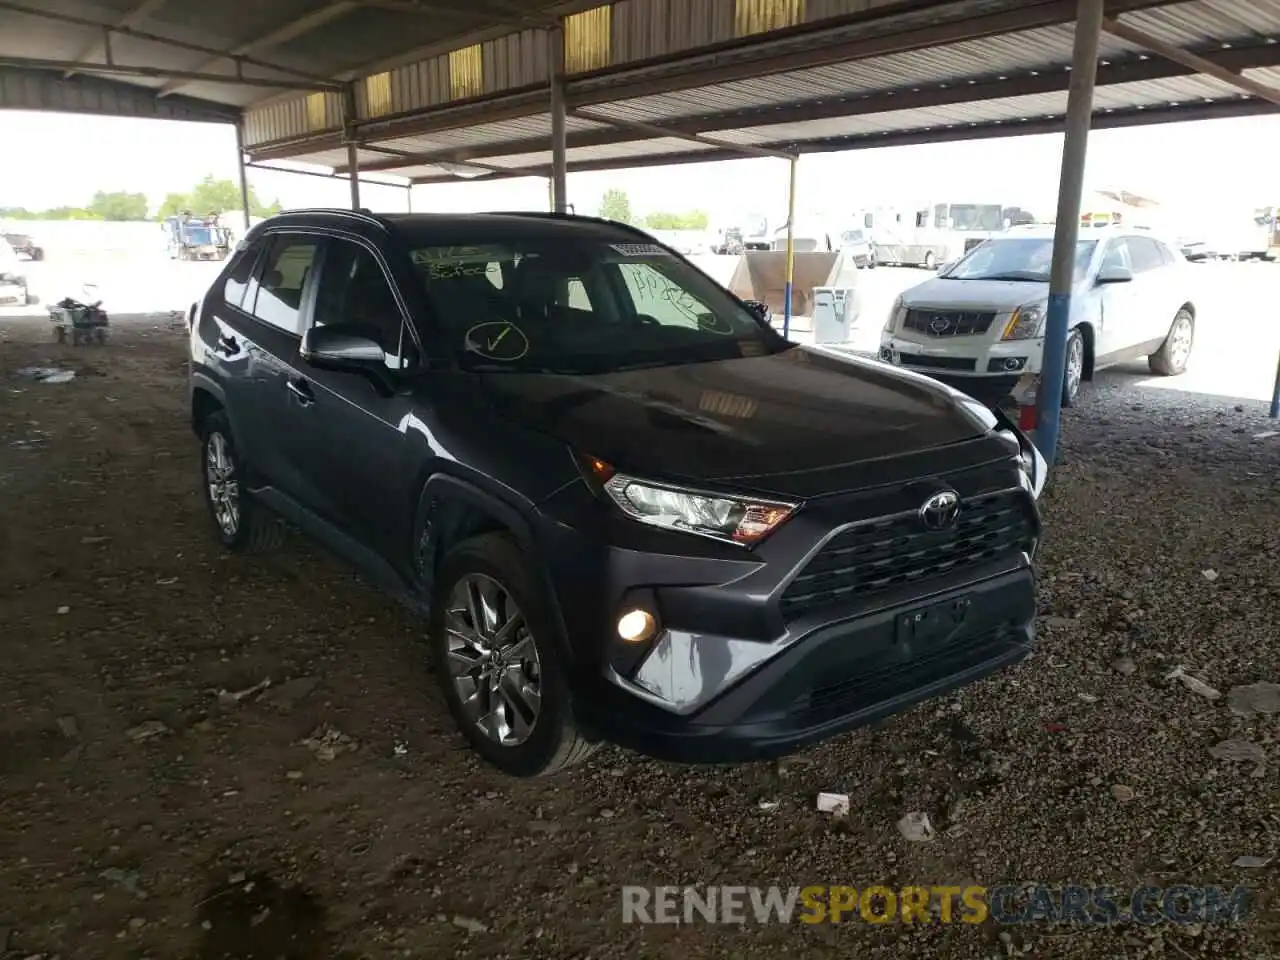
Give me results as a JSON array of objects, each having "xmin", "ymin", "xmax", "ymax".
[{"xmin": 959, "ymin": 272, "xmax": 1048, "ymax": 282}]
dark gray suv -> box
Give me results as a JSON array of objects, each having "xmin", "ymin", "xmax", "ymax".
[{"xmin": 189, "ymin": 208, "xmax": 1046, "ymax": 777}]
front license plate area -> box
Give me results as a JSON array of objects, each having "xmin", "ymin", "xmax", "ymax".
[{"xmin": 895, "ymin": 595, "xmax": 972, "ymax": 654}]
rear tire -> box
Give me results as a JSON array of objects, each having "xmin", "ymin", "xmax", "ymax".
[
  {"xmin": 1148, "ymin": 308, "xmax": 1194, "ymax": 376},
  {"xmin": 923, "ymin": 251, "xmax": 936, "ymax": 270},
  {"xmin": 428, "ymin": 533, "xmax": 596, "ymax": 777},
  {"xmin": 198, "ymin": 410, "xmax": 283, "ymax": 552}
]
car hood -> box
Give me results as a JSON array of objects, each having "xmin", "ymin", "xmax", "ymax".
[
  {"xmin": 904, "ymin": 276, "xmax": 1052, "ymax": 311},
  {"xmin": 477, "ymin": 347, "xmax": 998, "ymax": 499}
]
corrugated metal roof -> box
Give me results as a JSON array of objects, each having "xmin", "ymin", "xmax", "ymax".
[
  {"xmin": 583, "ymin": 22, "xmax": 1145, "ymax": 125},
  {"xmin": 707, "ymin": 73, "xmax": 1248, "ymax": 146},
  {"xmin": 1116, "ymin": 0, "xmax": 1280, "ymax": 47},
  {"xmin": 366, "ymin": 113, "xmax": 611, "ymax": 156},
  {"xmin": 478, "ymin": 136, "xmax": 717, "ymax": 169}
]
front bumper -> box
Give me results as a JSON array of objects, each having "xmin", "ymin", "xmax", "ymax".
[
  {"xmin": 577, "ymin": 568, "xmax": 1035, "ymax": 763},
  {"xmin": 878, "ymin": 333, "xmax": 1046, "ymax": 401},
  {"xmin": 551, "ymin": 451, "xmax": 1040, "ymax": 764}
]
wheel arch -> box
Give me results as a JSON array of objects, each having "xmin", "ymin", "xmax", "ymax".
[
  {"xmin": 413, "ymin": 474, "xmax": 574, "ymax": 662},
  {"xmin": 190, "ymin": 375, "xmax": 226, "ymax": 434}
]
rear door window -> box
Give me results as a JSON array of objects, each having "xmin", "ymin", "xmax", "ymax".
[
  {"xmin": 251, "ymin": 235, "xmax": 319, "ymax": 334},
  {"xmin": 1126, "ymin": 237, "xmax": 1165, "ymax": 274}
]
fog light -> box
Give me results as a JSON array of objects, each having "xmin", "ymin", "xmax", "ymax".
[
  {"xmin": 879, "ymin": 346, "xmax": 893, "ymax": 362},
  {"xmin": 617, "ymin": 608, "xmax": 657, "ymax": 643}
]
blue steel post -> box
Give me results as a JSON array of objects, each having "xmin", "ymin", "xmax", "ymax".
[
  {"xmin": 1035, "ymin": 0, "xmax": 1103, "ymax": 465},
  {"xmin": 783, "ymin": 155, "xmax": 797, "ymax": 338},
  {"xmin": 1270, "ymin": 349, "xmax": 1280, "ymax": 418}
]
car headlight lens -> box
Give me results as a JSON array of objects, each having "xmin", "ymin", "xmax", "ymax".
[
  {"xmin": 1002, "ymin": 300, "xmax": 1047, "ymax": 340},
  {"xmin": 604, "ymin": 474, "xmax": 796, "ymax": 545},
  {"xmin": 1000, "ymin": 428, "xmax": 1048, "ymax": 500}
]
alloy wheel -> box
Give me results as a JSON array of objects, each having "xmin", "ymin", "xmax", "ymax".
[
  {"xmin": 1065, "ymin": 334, "xmax": 1084, "ymax": 401},
  {"xmin": 445, "ymin": 574, "xmax": 542, "ymax": 747},
  {"xmin": 205, "ymin": 431, "xmax": 240, "ymax": 537},
  {"xmin": 1168, "ymin": 315, "xmax": 1193, "ymax": 370}
]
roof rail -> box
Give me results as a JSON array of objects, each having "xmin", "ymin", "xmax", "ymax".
[
  {"xmin": 282, "ymin": 207, "xmax": 390, "ymax": 230},
  {"xmin": 485, "ymin": 209, "xmax": 659, "ymax": 241}
]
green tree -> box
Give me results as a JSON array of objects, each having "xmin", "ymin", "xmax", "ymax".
[
  {"xmin": 598, "ymin": 188, "xmax": 632, "ymax": 224},
  {"xmin": 156, "ymin": 175, "xmax": 282, "ymax": 221},
  {"xmin": 88, "ymin": 190, "xmax": 149, "ymax": 221},
  {"xmin": 644, "ymin": 210, "xmax": 710, "ymax": 230}
]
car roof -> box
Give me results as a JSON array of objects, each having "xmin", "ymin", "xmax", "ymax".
[{"xmin": 259, "ymin": 208, "xmax": 650, "ymax": 246}]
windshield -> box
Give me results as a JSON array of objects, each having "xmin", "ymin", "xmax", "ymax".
[
  {"xmin": 410, "ymin": 240, "xmax": 788, "ymax": 374},
  {"xmin": 942, "ymin": 237, "xmax": 1097, "ymax": 283},
  {"xmin": 186, "ymin": 226, "xmax": 214, "ymax": 245},
  {"xmin": 944, "ymin": 204, "xmax": 1005, "ymax": 231},
  {"xmin": 840, "ymin": 229, "xmax": 866, "ymax": 245}
]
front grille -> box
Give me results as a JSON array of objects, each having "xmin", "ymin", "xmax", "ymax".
[
  {"xmin": 780, "ymin": 488, "xmax": 1036, "ymax": 621},
  {"xmin": 795, "ymin": 624, "xmax": 1023, "ymax": 726},
  {"xmin": 903, "ymin": 309, "xmax": 995, "ymax": 337},
  {"xmin": 898, "ymin": 352, "xmax": 976, "ymax": 371}
]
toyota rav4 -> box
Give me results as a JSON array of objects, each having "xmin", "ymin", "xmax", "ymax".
[{"xmin": 188, "ymin": 209, "xmax": 1047, "ymax": 777}]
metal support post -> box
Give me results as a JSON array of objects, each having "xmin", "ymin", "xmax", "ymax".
[
  {"xmin": 549, "ymin": 26, "xmax": 568, "ymax": 213},
  {"xmin": 1034, "ymin": 0, "xmax": 1103, "ymax": 465},
  {"xmin": 234, "ymin": 120, "xmax": 251, "ymax": 228},
  {"xmin": 406, "ymin": 183, "xmax": 413, "ymax": 214},
  {"xmin": 783, "ymin": 155, "xmax": 797, "ymax": 338},
  {"xmin": 1270, "ymin": 349, "xmax": 1280, "ymax": 418},
  {"xmin": 344, "ymin": 83, "xmax": 361, "ymax": 210}
]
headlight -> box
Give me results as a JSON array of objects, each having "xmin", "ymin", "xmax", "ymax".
[
  {"xmin": 1000, "ymin": 428, "xmax": 1048, "ymax": 500},
  {"xmin": 886, "ymin": 294, "xmax": 905, "ymax": 332},
  {"xmin": 604, "ymin": 473, "xmax": 796, "ymax": 545},
  {"xmin": 1002, "ymin": 300, "xmax": 1047, "ymax": 340}
]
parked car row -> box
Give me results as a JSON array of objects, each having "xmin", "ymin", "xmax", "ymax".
[{"xmin": 188, "ymin": 208, "xmax": 1047, "ymax": 777}]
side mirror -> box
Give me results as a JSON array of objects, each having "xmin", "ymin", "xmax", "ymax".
[
  {"xmin": 300, "ymin": 325, "xmax": 386, "ymax": 372},
  {"xmin": 743, "ymin": 299, "xmax": 772, "ymax": 325},
  {"xmin": 1096, "ymin": 264, "xmax": 1133, "ymax": 284}
]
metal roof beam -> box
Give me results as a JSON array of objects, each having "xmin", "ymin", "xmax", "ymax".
[
  {"xmin": 63, "ymin": 0, "xmax": 170, "ymax": 79},
  {"xmin": 156, "ymin": 1, "xmax": 360, "ymax": 98},
  {"xmin": 1101, "ymin": 17, "xmax": 1280, "ymax": 109},
  {"xmin": 570, "ymin": 108, "xmax": 798, "ymax": 160},
  {"xmin": 405, "ymin": 96, "xmax": 1279, "ymax": 184},
  {"xmin": 0, "ymin": 55, "xmax": 336, "ymax": 91},
  {"xmin": 0, "ymin": 0, "xmax": 334, "ymax": 85},
  {"xmin": 338, "ymin": 40, "xmax": 1280, "ymax": 174}
]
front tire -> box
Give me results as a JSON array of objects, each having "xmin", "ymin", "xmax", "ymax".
[
  {"xmin": 1148, "ymin": 308, "xmax": 1194, "ymax": 376},
  {"xmin": 199, "ymin": 411, "xmax": 283, "ymax": 552},
  {"xmin": 923, "ymin": 251, "xmax": 936, "ymax": 270},
  {"xmin": 428, "ymin": 533, "xmax": 596, "ymax": 777},
  {"xmin": 1061, "ymin": 328, "xmax": 1085, "ymax": 408}
]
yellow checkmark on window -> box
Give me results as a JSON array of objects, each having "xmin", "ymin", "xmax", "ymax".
[{"xmin": 486, "ymin": 325, "xmax": 510, "ymax": 352}]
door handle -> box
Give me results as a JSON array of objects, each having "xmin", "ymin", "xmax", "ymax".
[
  {"xmin": 216, "ymin": 334, "xmax": 239, "ymax": 354},
  {"xmin": 286, "ymin": 379, "xmax": 315, "ymax": 407}
]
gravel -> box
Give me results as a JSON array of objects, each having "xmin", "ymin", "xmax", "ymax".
[{"xmin": 0, "ymin": 321, "xmax": 1277, "ymax": 958}]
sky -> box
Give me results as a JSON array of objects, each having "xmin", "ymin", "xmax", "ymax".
[{"xmin": 0, "ymin": 109, "xmax": 1277, "ymax": 225}]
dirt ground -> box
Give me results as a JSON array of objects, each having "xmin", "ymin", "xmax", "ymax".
[{"xmin": 0, "ymin": 317, "xmax": 1278, "ymax": 960}]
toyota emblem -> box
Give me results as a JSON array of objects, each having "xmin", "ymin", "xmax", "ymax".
[
  {"xmin": 919, "ymin": 489, "xmax": 961, "ymax": 530},
  {"xmin": 929, "ymin": 315, "xmax": 952, "ymax": 334}
]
